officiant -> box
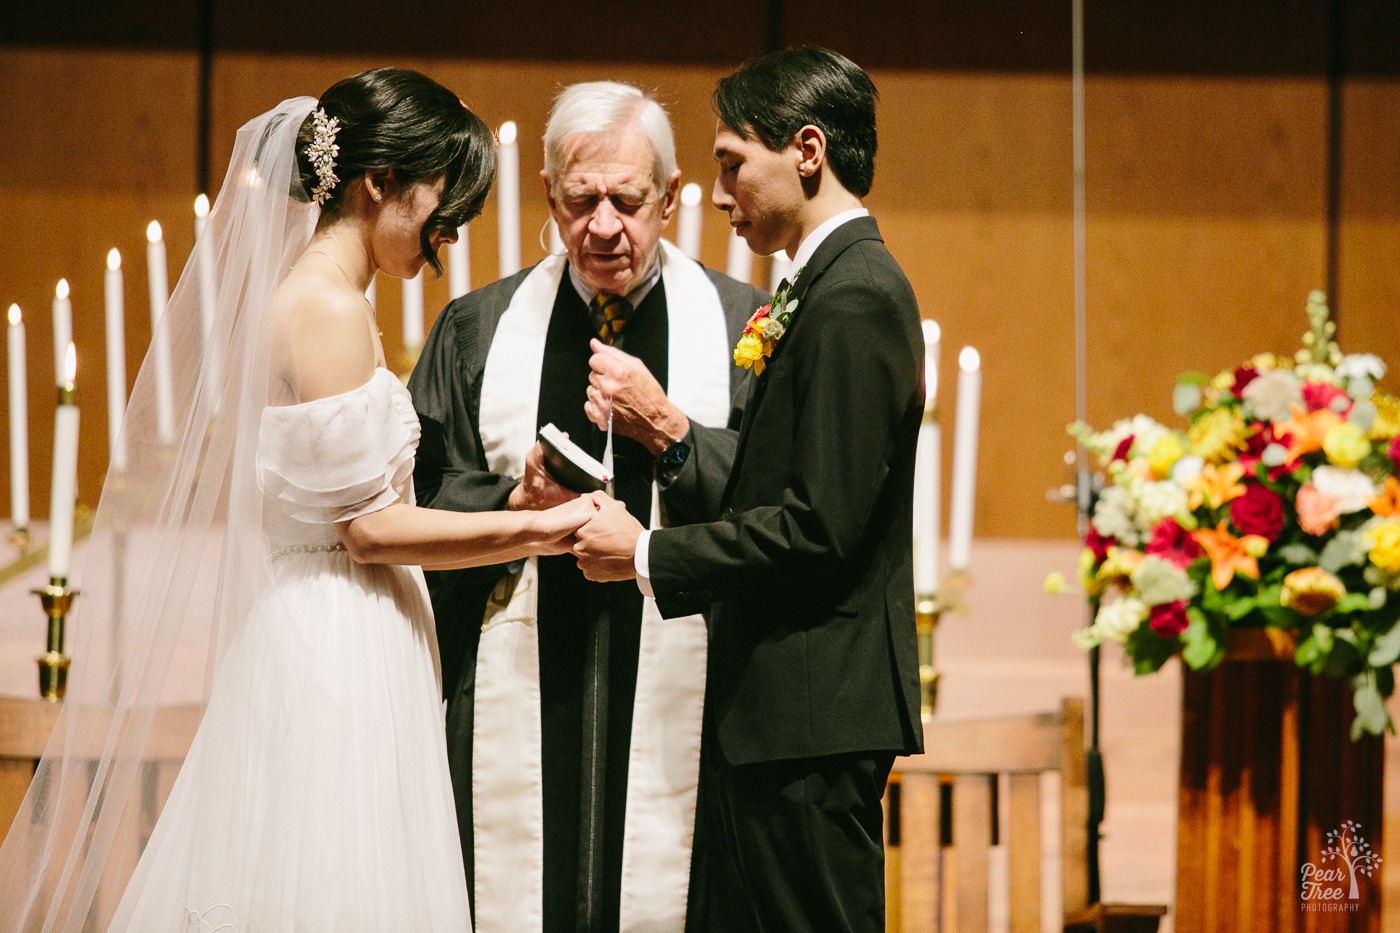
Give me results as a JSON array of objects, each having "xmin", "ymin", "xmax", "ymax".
[{"xmin": 409, "ymin": 80, "xmax": 764, "ymax": 932}]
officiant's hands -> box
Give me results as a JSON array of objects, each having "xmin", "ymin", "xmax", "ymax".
[
  {"xmin": 573, "ymin": 495, "xmax": 644, "ymax": 581},
  {"xmin": 509, "ymin": 441, "xmax": 580, "ymax": 511},
  {"xmin": 586, "ymin": 339, "xmax": 690, "ymax": 455}
]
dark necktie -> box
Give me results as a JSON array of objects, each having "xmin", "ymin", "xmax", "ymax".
[{"xmin": 589, "ymin": 293, "xmax": 631, "ymax": 345}]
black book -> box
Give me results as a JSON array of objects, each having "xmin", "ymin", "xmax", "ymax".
[{"xmin": 538, "ymin": 423, "xmax": 610, "ymax": 493}]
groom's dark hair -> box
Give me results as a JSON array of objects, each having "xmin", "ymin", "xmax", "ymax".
[{"xmin": 713, "ymin": 46, "xmax": 878, "ymax": 197}]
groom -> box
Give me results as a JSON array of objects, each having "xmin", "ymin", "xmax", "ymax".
[{"xmin": 575, "ymin": 47, "xmax": 926, "ymax": 931}]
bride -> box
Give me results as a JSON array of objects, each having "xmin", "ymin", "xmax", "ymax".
[{"xmin": 0, "ymin": 69, "xmax": 595, "ymax": 932}]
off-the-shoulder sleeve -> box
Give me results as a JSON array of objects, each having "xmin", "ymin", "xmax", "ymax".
[{"xmin": 259, "ymin": 370, "xmax": 419, "ymax": 525}]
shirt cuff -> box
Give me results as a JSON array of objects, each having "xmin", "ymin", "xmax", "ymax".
[{"xmin": 635, "ymin": 529, "xmax": 654, "ymax": 598}]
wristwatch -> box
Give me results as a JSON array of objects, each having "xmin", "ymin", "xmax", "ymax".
[{"xmin": 657, "ymin": 437, "xmax": 692, "ymax": 477}]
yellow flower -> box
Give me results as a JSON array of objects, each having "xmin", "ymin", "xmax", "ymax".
[
  {"xmin": 1183, "ymin": 461, "xmax": 1247, "ymax": 511},
  {"xmin": 1369, "ymin": 393, "xmax": 1400, "ymax": 440},
  {"xmin": 1322, "ymin": 422, "xmax": 1370, "ymax": 468},
  {"xmin": 1187, "ymin": 406, "xmax": 1247, "ymax": 463},
  {"xmin": 1079, "ymin": 549, "xmax": 1106, "ymax": 598},
  {"xmin": 1146, "ymin": 433, "xmax": 1186, "ymax": 479},
  {"xmin": 1280, "ymin": 567, "xmax": 1346, "ymax": 616},
  {"xmin": 1252, "ymin": 353, "xmax": 1281, "ymax": 372},
  {"xmin": 1211, "ymin": 369, "xmax": 1236, "ymax": 393},
  {"xmin": 1043, "ymin": 571, "xmax": 1067, "ymax": 595},
  {"xmin": 733, "ymin": 333, "xmax": 767, "ymax": 373},
  {"xmin": 1365, "ymin": 521, "xmax": 1400, "ymax": 575},
  {"xmin": 1097, "ymin": 547, "xmax": 1143, "ymax": 585}
]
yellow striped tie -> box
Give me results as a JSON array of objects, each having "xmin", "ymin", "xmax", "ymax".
[{"xmin": 590, "ymin": 293, "xmax": 630, "ymax": 345}]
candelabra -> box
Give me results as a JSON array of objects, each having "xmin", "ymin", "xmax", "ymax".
[
  {"xmin": 915, "ymin": 571, "xmax": 970, "ymax": 720},
  {"xmin": 34, "ymin": 578, "xmax": 76, "ymax": 701}
]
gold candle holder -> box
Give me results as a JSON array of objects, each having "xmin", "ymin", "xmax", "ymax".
[
  {"xmin": 34, "ymin": 577, "xmax": 76, "ymax": 701},
  {"xmin": 8, "ymin": 527, "xmax": 30, "ymax": 553},
  {"xmin": 399, "ymin": 345, "xmax": 422, "ymax": 384},
  {"xmin": 915, "ymin": 570, "xmax": 971, "ymax": 721},
  {"xmin": 915, "ymin": 594, "xmax": 941, "ymax": 720}
]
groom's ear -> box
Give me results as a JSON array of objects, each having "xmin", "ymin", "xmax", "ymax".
[{"xmin": 794, "ymin": 125, "xmax": 827, "ymax": 180}]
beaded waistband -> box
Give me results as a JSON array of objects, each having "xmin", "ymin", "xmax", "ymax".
[{"xmin": 270, "ymin": 542, "xmax": 348, "ymax": 560}]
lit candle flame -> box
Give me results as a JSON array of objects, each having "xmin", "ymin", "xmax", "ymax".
[
  {"xmin": 681, "ymin": 183, "xmax": 702, "ymax": 206},
  {"xmin": 7, "ymin": 304, "xmax": 20, "ymax": 326},
  {"xmin": 959, "ymin": 346, "xmax": 980, "ymax": 371},
  {"xmin": 146, "ymin": 220, "xmax": 163, "ymax": 243},
  {"xmin": 194, "ymin": 193, "xmax": 210, "ymax": 218},
  {"xmin": 498, "ymin": 120, "xmax": 517, "ymax": 146},
  {"xmin": 55, "ymin": 279, "xmax": 69, "ymax": 300},
  {"xmin": 107, "ymin": 248, "xmax": 121, "ymax": 270}
]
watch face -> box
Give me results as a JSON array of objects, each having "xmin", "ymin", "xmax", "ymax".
[{"xmin": 660, "ymin": 440, "xmax": 691, "ymax": 471}]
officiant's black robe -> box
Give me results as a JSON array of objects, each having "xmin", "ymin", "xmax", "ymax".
[{"xmin": 409, "ymin": 260, "xmax": 762, "ymax": 931}]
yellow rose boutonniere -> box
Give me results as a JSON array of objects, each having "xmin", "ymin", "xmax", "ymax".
[{"xmin": 734, "ymin": 270, "xmax": 803, "ymax": 376}]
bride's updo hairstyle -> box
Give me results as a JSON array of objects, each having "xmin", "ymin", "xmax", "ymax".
[{"xmin": 294, "ymin": 67, "xmax": 496, "ymax": 273}]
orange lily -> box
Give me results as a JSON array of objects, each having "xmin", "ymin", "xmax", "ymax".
[
  {"xmin": 1192, "ymin": 522, "xmax": 1267, "ymax": 591},
  {"xmin": 1184, "ymin": 461, "xmax": 1248, "ymax": 511},
  {"xmin": 1370, "ymin": 476, "xmax": 1400, "ymax": 519},
  {"xmin": 1280, "ymin": 404, "xmax": 1343, "ymax": 464}
]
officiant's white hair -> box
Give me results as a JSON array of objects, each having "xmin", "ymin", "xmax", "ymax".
[{"xmin": 543, "ymin": 81, "xmax": 677, "ymax": 187}]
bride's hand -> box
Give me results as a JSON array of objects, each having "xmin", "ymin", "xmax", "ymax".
[{"xmin": 532, "ymin": 492, "xmax": 605, "ymax": 555}]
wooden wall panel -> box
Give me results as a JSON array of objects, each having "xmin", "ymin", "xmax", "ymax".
[
  {"xmin": 1336, "ymin": 79, "xmax": 1400, "ymax": 373},
  {"xmin": 1084, "ymin": 76, "xmax": 1330, "ymax": 453},
  {"xmin": 3, "ymin": 49, "xmax": 1398, "ymax": 545},
  {"xmin": 0, "ymin": 48, "xmax": 198, "ymax": 529}
]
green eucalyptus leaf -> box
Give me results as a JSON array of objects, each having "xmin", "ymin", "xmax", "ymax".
[
  {"xmin": 1368, "ymin": 624, "xmax": 1400, "ymax": 667},
  {"xmin": 1182, "ymin": 612, "xmax": 1224, "ymax": 670},
  {"xmin": 1351, "ymin": 676, "xmax": 1392, "ymax": 739}
]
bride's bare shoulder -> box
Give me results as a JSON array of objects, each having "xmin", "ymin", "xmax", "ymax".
[{"xmin": 273, "ymin": 265, "xmax": 377, "ymax": 402}]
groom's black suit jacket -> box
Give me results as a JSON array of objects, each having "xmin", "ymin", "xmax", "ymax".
[{"xmin": 649, "ymin": 216, "xmax": 926, "ymax": 766}]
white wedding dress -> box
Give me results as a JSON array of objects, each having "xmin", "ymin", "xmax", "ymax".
[{"xmin": 107, "ymin": 368, "xmax": 472, "ymax": 932}]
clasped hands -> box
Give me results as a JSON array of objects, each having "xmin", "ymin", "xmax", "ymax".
[{"xmin": 510, "ymin": 340, "xmax": 685, "ymax": 581}]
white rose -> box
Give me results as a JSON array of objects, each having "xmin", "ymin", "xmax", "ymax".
[
  {"xmin": 1241, "ymin": 369, "xmax": 1302, "ymax": 423},
  {"xmin": 1311, "ymin": 465, "xmax": 1378, "ymax": 514},
  {"xmin": 1093, "ymin": 597, "xmax": 1149, "ymax": 643},
  {"xmin": 1337, "ymin": 353, "xmax": 1386, "ymax": 383},
  {"xmin": 1091, "ymin": 486, "xmax": 1140, "ymax": 547},
  {"xmin": 1134, "ymin": 480, "xmax": 1189, "ymax": 529}
]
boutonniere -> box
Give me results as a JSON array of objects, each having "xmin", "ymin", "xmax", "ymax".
[{"xmin": 733, "ymin": 269, "xmax": 803, "ymax": 376}]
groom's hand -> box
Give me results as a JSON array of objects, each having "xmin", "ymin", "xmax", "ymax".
[
  {"xmin": 573, "ymin": 496, "xmax": 644, "ymax": 582},
  {"xmin": 586, "ymin": 339, "xmax": 689, "ymax": 456},
  {"xmin": 508, "ymin": 441, "xmax": 580, "ymax": 511}
]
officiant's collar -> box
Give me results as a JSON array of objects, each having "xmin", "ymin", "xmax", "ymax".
[{"xmin": 568, "ymin": 253, "xmax": 662, "ymax": 309}]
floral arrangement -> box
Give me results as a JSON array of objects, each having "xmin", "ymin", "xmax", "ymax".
[
  {"xmin": 733, "ymin": 270, "xmax": 802, "ymax": 376},
  {"xmin": 1070, "ymin": 292, "xmax": 1400, "ymax": 737}
]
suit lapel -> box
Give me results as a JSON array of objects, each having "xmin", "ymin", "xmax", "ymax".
[{"xmin": 722, "ymin": 216, "xmax": 884, "ymax": 505}]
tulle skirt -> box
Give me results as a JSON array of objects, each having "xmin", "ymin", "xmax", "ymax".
[{"xmin": 106, "ymin": 551, "xmax": 471, "ymax": 932}]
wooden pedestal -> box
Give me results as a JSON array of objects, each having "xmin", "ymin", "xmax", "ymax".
[{"xmin": 1175, "ymin": 630, "xmax": 1384, "ymax": 932}]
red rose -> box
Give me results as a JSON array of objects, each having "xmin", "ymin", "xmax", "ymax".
[
  {"xmin": 1085, "ymin": 527, "xmax": 1115, "ymax": 563},
  {"xmin": 1238, "ymin": 423, "xmax": 1291, "ymax": 481},
  {"xmin": 1232, "ymin": 366, "xmax": 1259, "ymax": 396},
  {"xmin": 1301, "ymin": 381, "xmax": 1348, "ymax": 414},
  {"xmin": 1389, "ymin": 436, "xmax": 1400, "ymax": 470},
  {"xmin": 1149, "ymin": 600, "xmax": 1189, "ymax": 638},
  {"xmin": 1111, "ymin": 435, "xmax": 1134, "ymax": 463},
  {"xmin": 1229, "ymin": 483, "xmax": 1285, "ymax": 541},
  {"xmin": 1144, "ymin": 518, "xmax": 1202, "ymax": 569}
]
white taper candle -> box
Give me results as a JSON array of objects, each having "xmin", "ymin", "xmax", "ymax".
[
  {"xmin": 146, "ymin": 221, "xmax": 175, "ymax": 444},
  {"xmin": 497, "ymin": 121, "xmax": 521, "ymax": 276},
  {"xmin": 913, "ymin": 320, "xmax": 941, "ymax": 593},
  {"xmin": 7, "ymin": 304, "xmax": 29, "ymax": 531},
  {"xmin": 48, "ymin": 344, "xmax": 80, "ymax": 578},
  {"xmin": 948, "ymin": 347, "xmax": 982, "ymax": 571},
  {"xmin": 677, "ymin": 183, "xmax": 703, "ymax": 260},
  {"xmin": 104, "ymin": 249, "xmax": 128, "ymax": 472}
]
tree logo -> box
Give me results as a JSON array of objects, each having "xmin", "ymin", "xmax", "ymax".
[{"xmin": 1300, "ymin": 820, "xmax": 1382, "ymax": 912}]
